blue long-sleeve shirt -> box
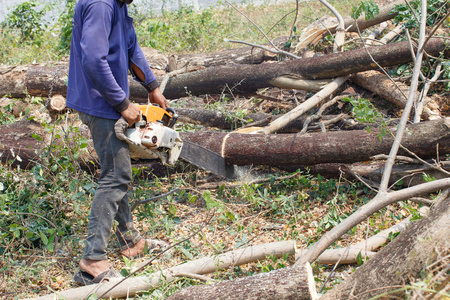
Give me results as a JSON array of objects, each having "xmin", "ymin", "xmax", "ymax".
[{"xmin": 67, "ymin": 0, "xmax": 159, "ymax": 120}]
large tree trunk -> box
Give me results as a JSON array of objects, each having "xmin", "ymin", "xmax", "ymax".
[
  {"xmin": 180, "ymin": 118, "xmax": 450, "ymax": 166},
  {"xmin": 1, "ymin": 39, "xmax": 449, "ymax": 101},
  {"xmin": 2, "ymin": 118, "xmax": 449, "ymax": 169},
  {"xmin": 321, "ymin": 194, "xmax": 450, "ymax": 300}
]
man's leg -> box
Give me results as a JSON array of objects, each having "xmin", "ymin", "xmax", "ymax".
[{"xmin": 78, "ymin": 112, "xmax": 141, "ymax": 276}]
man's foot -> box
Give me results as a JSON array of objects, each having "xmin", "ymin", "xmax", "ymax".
[
  {"xmin": 75, "ymin": 258, "xmax": 122, "ymax": 286},
  {"xmin": 79, "ymin": 258, "xmax": 111, "ymax": 278},
  {"xmin": 120, "ymin": 239, "xmax": 169, "ymax": 259}
]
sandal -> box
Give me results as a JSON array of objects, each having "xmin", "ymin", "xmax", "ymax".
[{"xmin": 74, "ymin": 266, "xmax": 123, "ymax": 286}]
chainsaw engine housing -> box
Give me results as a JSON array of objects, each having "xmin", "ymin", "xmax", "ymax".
[{"xmin": 126, "ymin": 121, "xmax": 182, "ymax": 164}]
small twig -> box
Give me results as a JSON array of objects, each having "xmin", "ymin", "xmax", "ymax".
[
  {"xmin": 342, "ymin": 166, "xmax": 379, "ymax": 193},
  {"xmin": 370, "ymin": 154, "xmax": 421, "ymax": 164},
  {"xmin": 223, "ymin": 0, "xmax": 299, "ymax": 60},
  {"xmin": 159, "ymin": 63, "xmax": 189, "ymax": 94},
  {"xmin": 398, "ymin": 144, "xmax": 450, "ymax": 177},
  {"xmin": 301, "ymin": 95, "xmax": 350, "ymax": 133},
  {"xmin": 409, "ymin": 197, "xmax": 435, "ymax": 206},
  {"xmin": 353, "ymin": 285, "xmax": 405, "ymax": 298},
  {"xmin": 414, "ymin": 61, "xmax": 443, "ymax": 123},
  {"xmin": 224, "ymin": 39, "xmax": 299, "ymax": 59},
  {"xmin": 195, "ymin": 171, "xmax": 301, "ymax": 190},
  {"xmin": 131, "ymin": 188, "xmax": 182, "ymax": 212},
  {"xmin": 172, "ymin": 272, "xmax": 213, "ymax": 282}
]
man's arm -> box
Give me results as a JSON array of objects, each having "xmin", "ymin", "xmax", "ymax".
[{"xmin": 131, "ymin": 63, "xmax": 169, "ymax": 110}]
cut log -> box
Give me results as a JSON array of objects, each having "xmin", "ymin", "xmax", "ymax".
[
  {"xmin": 46, "ymin": 94, "xmax": 67, "ymax": 114},
  {"xmin": 351, "ymin": 70, "xmax": 424, "ymax": 108},
  {"xmin": 159, "ymin": 38, "xmax": 450, "ymax": 99},
  {"xmin": 3, "ymin": 118, "xmax": 449, "ymax": 170},
  {"xmin": 179, "ymin": 118, "xmax": 450, "ymax": 167},
  {"xmin": 0, "ymin": 118, "xmax": 96, "ymax": 169},
  {"xmin": 1, "ymin": 39, "xmax": 449, "ymax": 101},
  {"xmin": 167, "ymin": 262, "xmax": 317, "ymax": 300},
  {"xmin": 321, "ymin": 195, "xmax": 450, "ymax": 300},
  {"xmin": 300, "ymin": 160, "xmax": 450, "ymax": 187}
]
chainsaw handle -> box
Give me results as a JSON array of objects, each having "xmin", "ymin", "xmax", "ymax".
[{"xmin": 166, "ymin": 107, "xmax": 178, "ymax": 128}]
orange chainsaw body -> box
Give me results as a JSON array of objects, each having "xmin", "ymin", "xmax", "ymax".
[{"xmin": 136, "ymin": 105, "xmax": 177, "ymax": 128}]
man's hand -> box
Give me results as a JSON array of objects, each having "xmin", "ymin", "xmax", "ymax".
[
  {"xmin": 149, "ymin": 87, "xmax": 169, "ymax": 110},
  {"xmin": 121, "ymin": 102, "xmax": 141, "ymax": 127}
]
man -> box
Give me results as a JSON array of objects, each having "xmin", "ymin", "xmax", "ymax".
[{"xmin": 67, "ymin": 0, "xmax": 168, "ymax": 285}]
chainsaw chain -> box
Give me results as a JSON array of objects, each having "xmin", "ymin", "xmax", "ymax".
[{"xmin": 44, "ymin": 66, "xmax": 66, "ymax": 109}]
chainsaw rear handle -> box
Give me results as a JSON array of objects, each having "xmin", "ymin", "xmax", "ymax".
[{"xmin": 166, "ymin": 107, "xmax": 178, "ymax": 128}]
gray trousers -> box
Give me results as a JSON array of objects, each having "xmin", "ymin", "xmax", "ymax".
[{"xmin": 79, "ymin": 112, "xmax": 142, "ymax": 260}]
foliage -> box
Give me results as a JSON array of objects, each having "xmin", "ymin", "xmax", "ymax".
[
  {"xmin": 1, "ymin": 1, "xmax": 50, "ymax": 45},
  {"xmin": 55, "ymin": 0, "xmax": 76, "ymax": 54},
  {"xmin": 136, "ymin": 6, "xmax": 229, "ymax": 54},
  {"xmin": 0, "ymin": 117, "xmax": 93, "ymax": 256},
  {"xmin": 343, "ymin": 96, "xmax": 388, "ymax": 140},
  {"xmin": 392, "ymin": 0, "xmax": 450, "ymax": 29},
  {"xmin": 351, "ymin": 0, "xmax": 380, "ymax": 20}
]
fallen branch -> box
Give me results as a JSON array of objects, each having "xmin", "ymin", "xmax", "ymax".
[
  {"xmin": 29, "ymin": 240, "xmax": 297, "ymax": 300},
  {"xmin": 321, "ymin": 194, "xmax": 450, "ymax": 300},
  {"xmin": 258, "ymin": 75, "xmax": 350, "ymax": 134},
  {"xmin": 295, "ymin": 177, "xmax": 450, "ymax": 265},
  {"xmin": 295, "ymin": 207, "xmax": 429, "ymax": 265}
]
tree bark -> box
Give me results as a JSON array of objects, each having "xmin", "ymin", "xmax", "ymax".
[
  {"xmin": 167, "ymin": 262, "xmax": 317, "ymax": 300},
  {"xmin": 321, "ymin": 195, "xmax": 450, "ymax": 300},
  {"xmin": 1, "ymin": 39, "xmax": 449, "ymax": 101},
  {"xmin": 179, "ymin": 118, "xmax": 450, "ymax": 167}
]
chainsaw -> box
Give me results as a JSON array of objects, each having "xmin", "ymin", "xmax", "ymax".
[
  {"xmin": 115, "ymin": 104, "xmax": 236, "ymax": 178},
  {"xmin": 114, "ymin": 104, "xmax": 183, "ymax": 165}
]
